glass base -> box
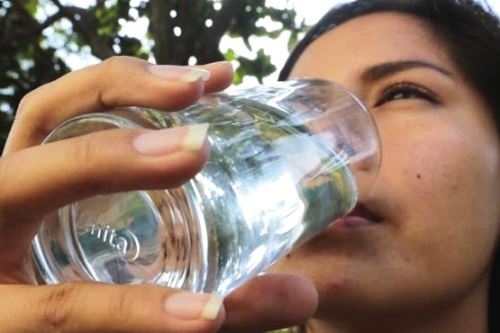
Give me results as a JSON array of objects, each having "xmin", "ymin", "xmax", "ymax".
[
  {"xmin": 32, "ymin": 187, "xmax": 212, "ymax": 291},
  {"xmin": 31, "ymin": 112, "xmax": 214, "ymax": 292}
]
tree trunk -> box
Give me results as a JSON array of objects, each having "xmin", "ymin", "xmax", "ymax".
[
  {"xmin": 150, "ymin": 0, "xmax": 245, "ymax": 66},
  {"xmin": 149, "ymin": 0, "xmax": 177, "ymax": 64}
]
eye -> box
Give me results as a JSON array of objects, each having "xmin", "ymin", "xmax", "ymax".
[{"xmin": 374, "ymin": 82, "xmax": 439, "ymax": 107}]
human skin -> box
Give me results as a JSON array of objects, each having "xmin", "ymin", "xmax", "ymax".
[
  {"xmin": 270, "ymin": 13, "xmax": 500, "ymax": 333},
  {"xmin": 0, "ymin": 58, "xmax": 318, "ymax": 332}
]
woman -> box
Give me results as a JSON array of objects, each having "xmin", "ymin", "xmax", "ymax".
[
  {"xmin": 0, "ymin": 0, "xmax": 498, "ymax": 332},
  {"xmin": 272, "ymin": 0, "xmax": 500, "ymax": 332}
]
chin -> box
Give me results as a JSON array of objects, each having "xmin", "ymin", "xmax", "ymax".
[{"xmin": 271, "ymin": 248, "xmax": 389, "ymax": 315}]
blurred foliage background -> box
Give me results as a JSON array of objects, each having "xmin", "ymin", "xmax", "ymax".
[{"xmin": 0, "ymin": 0, "xmax": 307, "ymax": 152}]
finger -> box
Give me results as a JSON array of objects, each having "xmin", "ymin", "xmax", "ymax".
[
  {"xmin": 223, "ymin": 274, "xmax": 318, "ymax": 332},
  {"xmin": 4, "ymin": 58, "xmax": 233, "ymax": 153},
  {"xmin": 0, "ymin": 125, "xmax": 209, "ymax": 257},
  {"xmin": 0, "ymin": 283, "xmax": 225, "ymax": 333},
  {"xmin": 198, "ymin": 61, "xmax": 234, "ymax": 93}
]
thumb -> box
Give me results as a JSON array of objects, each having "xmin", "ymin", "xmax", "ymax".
[{"xmin": 0, "ymin": 283, "xmax": 224, "ymax": 333}]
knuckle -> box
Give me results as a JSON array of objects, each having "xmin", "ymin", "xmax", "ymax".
[
  {"xmin": 11, "ymin": 85, "xmax": 52, "ymax": 142},
  {"xmin": 16, "ymin": 89, "xmax": 39, "ymax": 116},
  {"xmin": 41, "ymin": 284, "xmax": 78, "ymax": 330},
  {"xmin": 100, "ymin": 56, "xmax": 141, "ymax": 77},
  {"xmin": 97, "ymin": 56, "xmax": 144, "ymax": 106},
  {"xmin": 15, "ymin": 82, "xmax": 50, "ymax": 118},
  {"xmin": 102, "ymin": 55, "xmax": 126, "ymax": 69},
  {"xmin": 74, "ymin": 134, "xmax": 98, "ymax": 160},
  {"xmin": 107, "ymin": 287, "xmax": 136, "ymax": 324},
  {"xmin": 0, "ymin": 156, "xmax": 20, "ymax": 218},
  {"xmin": 70, "ymin": 135, "xmax": 105, "ymax": 194}
]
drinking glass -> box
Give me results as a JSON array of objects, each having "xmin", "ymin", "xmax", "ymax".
[{"xmin": 32, "ymin": 80, "xmax": 381, "ymax": 296}]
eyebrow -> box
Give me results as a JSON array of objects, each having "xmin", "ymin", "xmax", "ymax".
[{"xmin": 361, "ymin": 60, "xmax": 453, "ymax": 82}]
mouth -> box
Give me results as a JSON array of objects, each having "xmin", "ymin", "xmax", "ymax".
[{"xmin": 328, "ymin": 203, "xmax": 383, "ymax": 230}]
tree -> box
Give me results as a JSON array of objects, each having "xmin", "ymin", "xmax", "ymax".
[{"xmin": 0, "ymin": 0, "xmax": 307, "ymax": 152}]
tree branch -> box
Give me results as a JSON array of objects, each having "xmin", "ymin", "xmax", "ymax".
[
  {"xmin": 211, "ymin": 0, "xmax": 244, "ymax": 43},
  {"xmin": 149, "ymin": 0, "xmax": 176, "ymax": 64},
  {"xmin": 195, "ymin": 0, "xmax": 245, "ymax": 64},
  {"xmin": 149, "ymin": 0, "xmax": 245, "ymax": 65},
  {"xmin": 3, "ymin": 10, "xmax": 65, "ymax": 43},
  {"xmin": 50, "ymin": 0, "xmax": 115, "ymax": 60}
]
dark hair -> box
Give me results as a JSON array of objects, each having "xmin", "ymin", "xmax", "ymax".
[{"xmin": 280, "ymin": 1, "xmax": 500, "ymax": 332}]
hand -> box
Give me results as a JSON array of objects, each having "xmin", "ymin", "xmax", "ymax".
[{"xmin": 0, "ymin": 57, "xmax": 318, "ymax": 332}]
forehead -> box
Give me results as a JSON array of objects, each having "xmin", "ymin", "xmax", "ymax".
[{"xmin": 290, "ymin": 12, "xmax": 455, "ymax": 82}]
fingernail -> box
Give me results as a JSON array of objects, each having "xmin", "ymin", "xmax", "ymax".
[
  {"xmin": 180, "ymin": 68, "xmax": 211, "ymax": 82},
  {"xmin": 200, "ymin": 294, "xmax": 225, "ymax": 320},
  {"xmin": 132, "ymin": 124, "xmax": 209, "ymax": 156},
  {"xmin": 148, "ymin": 65, "xmax": 211, "ymax": 82},
  {"xmin": 182, "ymin": 123, "xmax": 209, "ymax": 151},
  {"xmin": 164, "ymin": 292, "xmax": 224, "ymax": 320},
  {"xmin": 210, "ymin": 60, "xmax": 233, "ymax": 68}
]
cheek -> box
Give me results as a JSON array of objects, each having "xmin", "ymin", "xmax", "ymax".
[
  {"xmin": 381, "ymin": 120, "xmax": 499, "ymax": 290},
  {"xmin": 402, "ymin": 136, "xmax": 466, "ymax": 214}
]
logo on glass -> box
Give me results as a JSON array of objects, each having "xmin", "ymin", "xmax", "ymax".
[{"xmin": 85, "ymin": 224, "xmax": 140, "ymax": 263}]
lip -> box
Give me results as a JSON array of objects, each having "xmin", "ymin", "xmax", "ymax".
[{"xmin": 324, "ymin": 203, "xmax": 382, "ymax": 233}]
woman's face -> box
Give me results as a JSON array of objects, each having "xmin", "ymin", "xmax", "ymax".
[{"xmin": 271, "ymin": 13, "xmax": 500, "ymax": 321}]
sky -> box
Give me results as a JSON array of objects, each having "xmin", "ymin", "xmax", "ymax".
[{"xmin": 53, "ymin": 0, "xmax": 500, "ymax": 85}]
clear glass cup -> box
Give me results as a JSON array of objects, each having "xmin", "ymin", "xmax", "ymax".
[{"xmin": 31, "ymin": 80, "xmax": 381, "ymax": 296}]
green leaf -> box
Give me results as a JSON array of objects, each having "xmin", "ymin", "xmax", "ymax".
[
  {"xmin": 233, "ymin": 66, "xmax": 244, "ymax": 85},
  {"xmin": 267, "ymin": 29, "xmax": 282, "ymax": 39},
  {"xmin": 288, "ymin": 31, "xmax": 298, "ymax": 51},
  {"xmin": 236, "ymin": 49, "xmax": 276, "ymax": 83},
  {"xmin": 224, "ymin": 48, "xmax": 236, "ymax": 61},
  {"xmin": 24, "ymin": 0, "xmax": 38, "ymax": 16}
]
